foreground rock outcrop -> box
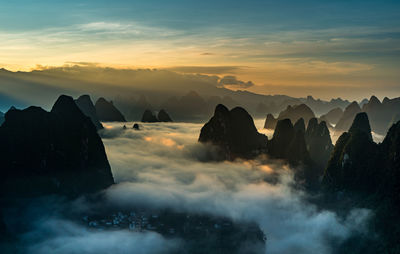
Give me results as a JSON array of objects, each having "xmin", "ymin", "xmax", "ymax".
[
  {"xmin": 323, "ymin": 112, "xmax": 381, "ymax": 192},
  {"xmin": 199, "ymin": 104, "xmax": 268, "ymax": 159},
  {"xmin": 0, "ymin": 95, "xmax": 114, "ymax": 197},
  {"xmin": 75, "ymin": 94, "xmax": 103, "ymax": 130},
  {"xmin": 321, "ymin": 112, "xmax": 400, "ymax": 251},
  {"xmin": 95, "ymin": 97, "xmax": 126, "ymax": 122}
]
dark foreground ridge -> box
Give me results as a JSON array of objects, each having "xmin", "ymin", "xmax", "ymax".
[
  {"xmin": 321, "ymin": 112, "xmax": 400, "ymax": 251},
  {"xmin": 0, "ymin": 95, "xmax": 114, "ymax": 198}
]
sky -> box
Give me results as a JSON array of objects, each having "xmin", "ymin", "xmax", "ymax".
[{"xmin": 0, "ymin": 0, "xmax": 399, "ymax": 99}]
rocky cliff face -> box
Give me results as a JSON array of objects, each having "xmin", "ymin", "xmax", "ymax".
[
  {"xmin": 75, "ymin": 95, "xmax": 103, "ymax": 130},
  {"xmin": 199, "ymin": 104, "xmax": 268, "ymax": 159},
  {"xmin": 95, "ymin": 97, "xmax": 126, "ymax": 122},
  {"xmin": 0, "ymin": 95, "xmax": 114, "ymax": 197}
]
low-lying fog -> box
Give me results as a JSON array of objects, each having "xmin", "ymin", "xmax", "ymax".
[{"xmin": 97, "ymin": 121, "xmax": 371, "ymax": 254}]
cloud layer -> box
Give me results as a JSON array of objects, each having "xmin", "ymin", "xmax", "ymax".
[{"xmin": 99, "ymin": 121, "xmax": 372, "ymax": 253}]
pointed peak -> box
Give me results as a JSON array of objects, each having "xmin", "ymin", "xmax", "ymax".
[
  {"xmin": 307, "ymin": 117, "xmax": 318, "ymax": 128},
  {"xmin": 77, "ymin": 94, "xmax": 91, "ymax": 101},
  {"xmin": 383, "ymin": 97, "xmax": 390, "ymax": 104},
  {"xmin": 294, "ymin": 118, "xmax": 306, "ymax": 134},
  {"xmin": 215, "ymin": 104, "xmax": 229, "ymax": 115},
  {"xmin": 369, "ymin": 95, "xmax": 380, "ymax": 103},
  {"xmin": 96, "ymin": 97, "xmax": 108, "ymax": 104},
  {"xmin": 346, "ymin": 101, "xmax": 361, "ymax": 111},
  {"xmin": 349, "ymin": 112, "xmax": 372, "ymax": 140},
  {"xmin": 51, "ymin": 95, "xmax": 85, "ymax": 120},
  {"xmin": 274, "ymin": 119, "xmax": 294, "ymax": 138}
]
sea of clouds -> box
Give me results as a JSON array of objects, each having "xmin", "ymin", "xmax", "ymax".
[
  {"xmin": 5, "ymin": 120, "xmax": 372, "ymax": 254},
  {"xmin": 98, "ymin": 121, "xmax": 371, "ymax": 254}
]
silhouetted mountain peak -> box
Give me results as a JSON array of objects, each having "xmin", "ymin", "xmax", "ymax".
[
  {"xmin": 349, "ymin": 112, "xmax": 372, "ymax": 141},
  {"xmin": 141, "ymin": 109, "xmax": 158, "ymax": 122},
  {"xmin": 51, "ymin": 95, "xmax": 84, "ymax": 119},
  {"xmin": 199, "ymin": 104, "xmax": 267, "ymax": 159},
  {"xmin": 335, "ymin": 101, "xmax": 362, "ymax": 131},
  {"xmin": 158, "ymin": 109, "xmax": 173, "ymax": 122},
  {"xmin": 294, "ymin": 118, "xmax": 306, "ymax": 134},
  {"xmin": 347, "ymin": 101, "xmax": 361, "ymax": 111},
  {"xmin": 215, "ymin": 103, "xmax": 229, "ymax": 116},
  {"xmin": 383, "ymin": 97, "xmax": 390, "ymax": 104},
  {"xmin": 369, "ymin": 95, "xmax": 381, "ymax": 104},
  {"xmin": 75, "ymin": 94, "xmax": 103, "ymax": 130},
  {"xmin": 273, "ymin": 119, "xmax": 294, "ymax": 140},
  {"xmin": 95, "ymin": 97, "xmax": 126, "ymax": 122}
]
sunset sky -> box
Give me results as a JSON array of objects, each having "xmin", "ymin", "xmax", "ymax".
[{"xmin": 1, "ymin": 0, "xmax": 399, "ymax": 99}]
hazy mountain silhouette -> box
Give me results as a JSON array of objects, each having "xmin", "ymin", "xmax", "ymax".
[
  {"xmin": 362, "ymin": 95, "xmax": 400, "ymax": 134},
  {"xmin": 75, "ymin": 95, "xmax": 103, "ymax": 130},
  {"xmin": 157, "ymin": 109, "xmax": 173, "ymax": 122},
  {"xmin": 95, "ymin": 97, "xmax": 126, "ymax": 122},
  {"xmin": 264, "ymin": 104, "xmax": 315, "ymax": 130},
  {"xmin": 335, "ymin": 101, "xmax": 361, "ymax": 131},
  {"xmin": 0, "ymin": 67, "xmax": 355, "ymax": 122},
  {"xmin": 141, "ymin": 109, "xmax": 158, "ymax": 122},
  {"xmin": 301, "ymin": 95, "xmax": 350, "ymax": 115},
  {"xmin": 319, "ymin": 107, "xmax": 343, "ymax": 126},
  {"xmin": 264, "ymin": 114, "xmax": 277, "ymax": 129}
]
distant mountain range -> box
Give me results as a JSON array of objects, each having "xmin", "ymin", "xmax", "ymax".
[{"xmin": 0, "ymin": 67, "xmax": 352, "ymax": 121}]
